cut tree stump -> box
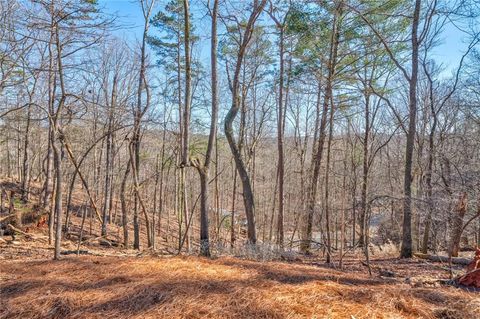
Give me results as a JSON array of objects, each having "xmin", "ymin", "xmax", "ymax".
[
  {"xmin": 457, "ymin": 248, "xmax": 480, "ymax": 288},
  {"xmin": 458, "ymin": 269, "xmax": 480, "ymax": 288}
]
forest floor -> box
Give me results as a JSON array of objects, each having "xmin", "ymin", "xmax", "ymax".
[
  {"xmin": 1, "ymin": 177, "xmax": 480, "ymax": 319},
  {"xmin": 2, "ymin": 235, "xmax": 480, "ymax": 319}
]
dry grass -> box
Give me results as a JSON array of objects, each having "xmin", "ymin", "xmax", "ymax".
[{"xmin": 1, "ymin": 255, "xmax": 479, "ymax": 319}]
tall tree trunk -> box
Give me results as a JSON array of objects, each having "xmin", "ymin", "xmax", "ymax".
[
  {"xmin": 6, "ymin": 130, "xmax": 11, "ymax": 178},
  {"xmin": 324, "ymin": 95, "xmax": 335, "ymax": 263},
  {"xmin": 339, "ymin": 132, "xmax": 348, "ymax": 268},
  {"xmin": 153, "ymin": 155, "xmax": 159, "ymax": 249},
  {"xmin": 231, "ymin": 165, "xmax": 237, "ymax": 249},
  {"xmin": 52, "ymin": 138, "xmax": 62, "ymax": 260},
  {"xmin": 422, "ymin": 78, "xmax": 437, "ymax": 254},
  {"xmin": 181, "ymin": 0, "xmax": 192, "ymax": 253},
  {"xmin": 52, "ymin": 16, "xmax": 67, "ymax": 260},
  {"xmin": 195, "ymin": 0, "xmax": 218, "ymax": 257},
  {"xmin": 101, "ymin": 77, "xmax": 116, "ymax": 237},
  {"xmin": 47, "ymin": 132, "xmax": 55, "ymax": 245},
  {"xmin": 214, "ymin": 134, "xmax": 220, "ymax": 240},
  {"xmin": 121, "ymin": 157, "xmax": 131, "ymax": 248},
  {"xmin": 132, "ymin": 137, "xmax": 140, "ymax": 249},
  {"xmin": 132, "ymin": 0, "xmax": 155, "ymax": 250},
  {"xmin": 181, "ymin": 0, "xmax": 191, "ymax": 169},
  {"xmin": 224, "ymin": 0, "xmax": 266, "ymax": 246},
  {"xmin": 400, "ymin": 0, "xmax": 421, "ymax": 258},
  {"xmin": 301, "ymin": 2, "xmax": 342, "ymax": 254},
  {"xmin": 43, "ymin": 35, "xmax": 55, "ymax": 210},
  {"xmin": 43, "ymin": 136, "xmax": 53, "ymax": 209},
  {"xmin": 276, "ymin": 27, "xmax": 285, "ymax": 249},
  {"xmin": 359, "ymin": 93, "xmax": 370, "ymax": 247},
  {"xmin": 158, "ymin": 120, "xmax": 167, "ymax": 240},
  {"xmin": 21, "ymin": 102, "xmax": 32, "ymax": 201}
]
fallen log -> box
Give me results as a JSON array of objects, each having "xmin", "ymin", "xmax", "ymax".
[
  {"xmin": 61, "ymin": 250, "xmax": 89, "ymax": 255},
  {"xmin": 5, "ymin": 224, "xmax": 47, "ymax": 243},
  {"xmin": 414, "ymin": 253, "xmax": 470, "ymax": 265},
  {"xmin": 99, "ymin": 238, "xmax": 113, "ymax": 247},
  {"xmin": 0, "ymin": 213, "xmax": 16, "ymax": 223},
  {"xmin": 7, "ymin": 224, "xmax": 34, "ymax": 240}
]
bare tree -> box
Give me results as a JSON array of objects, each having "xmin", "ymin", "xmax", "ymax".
[{"xmin": 223, "ymin": 0, "xmax": 267, "ymax": 246}]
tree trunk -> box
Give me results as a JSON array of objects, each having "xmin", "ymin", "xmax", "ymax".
[
  {"xmin": 422, "ymin": 84, "xmax": 437, "ymax": 254},
  {"xmin": 450, "ymin": 192, "xmax": 467, "ymax": 258},
  {"xmin": 359, "ymin": 93, "xmax": 370, "ymax": 247},
  {"xmin": 197, "ymin": 0, "xmax": 218, "ymax": 257},
  {"xmin": 121, "ymin": 157, "xmax": 131, "ymax": 248},
  {"xmin": 301, "ymin": 2, "xmax": 342, "ymax": 254},
  {"xmin": 52, "ymin": 138, "xmax": 62, "ymax": 260},
  {"xmin": 276, "ymin": 28, "xmax": 285, "ymax": 249},
  {"xmin": 324, "ymin": 95, "xmax": 335, "ymax": 263},
  {"xmin": 43, "ymin": 124, "xmax": 53, "ymax": 210},
  {"xmin": 101, "ymin": 80, "xmax": 116, "ymax": 236},
  {"xmin": 132, "ymin": 0, "xmax": 155, "ymax": 250},
  {"xmin": 231, "ymin": 166, "xmax": 237, "ymax": 249},
  {"xmin": 129, "ymin": 143, "xmax": 152, "ymax": 248},
  {"xmin": 21, "ymin": 103, "xmax": 31, "ymax": 201},
  {"xmin": 400, "ymin": 0, "xmax": 421, "ymax": 259},
  {"xmin": 224, "ymin": 0, "xmax": 266, "ymax": 246}
]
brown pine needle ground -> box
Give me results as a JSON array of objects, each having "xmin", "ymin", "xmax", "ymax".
[{"xmin": 2, "ymin": 254, "xmax": 479, "ymax": 319}]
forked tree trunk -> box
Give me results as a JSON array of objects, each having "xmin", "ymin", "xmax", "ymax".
[{"xmin": 224, "ymin": 0, "xmax": 267, "ymax": 246}]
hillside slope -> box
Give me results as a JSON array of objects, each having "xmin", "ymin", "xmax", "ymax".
[{"xmin": 2, "ymin": 255, "xmax": 479, "ymax": 319}]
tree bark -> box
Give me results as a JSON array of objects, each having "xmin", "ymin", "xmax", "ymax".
[
  {"xmin": 276, "ymin": 27, "xmax": 285, "ymax": 249},
  {"xmin": 324, "ymin": 94, "xmax": 335, "ymax": 263},
  {"xmin": 195, "ymin": 0, "xmax": 218, "ymax": 257},
  {"xmin": 121, "ymin": 157, "xmax": 131, "ymax": 249},
  {"xmin": 224, "ymin": 0, "xmax": 267, "ymax": 246},
  {"xmin": 400, "ymin": 0, "xmax": 421, "ymax": 259},
  {"xmin": 21, "ymin": 102, "xmax": 32, "ymax": 201},
  {"xmin": 52, "ymin": 137, "xmax": 62, "ymax": 260},
  {"xmin": 450, "ymin": 192, "xmax": 467, "ymax": 258},
  {"xmin": 301, "ymin": 2, "xmax": 342, "ymax": 254}
]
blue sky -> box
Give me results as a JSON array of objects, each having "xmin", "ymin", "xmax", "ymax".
[
  {"xmin": 100, "ymin": 0, "xmax": 145, "ymax": 40},
  {"xmin": 99, "ymin": 0, "xmax": 470, "ymax": 74}
]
